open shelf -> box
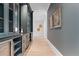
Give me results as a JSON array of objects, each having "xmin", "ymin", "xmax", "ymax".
[
  {"xmin": 13, "ymin": 36, "xmax": 22, "ymax": 56},
  {"xmin": 14, "ymin": 47, "xmax": 22, "ymax": 56},
  {"xmin": 14, "ymin": 41, "xmax": 21, "ymax": 45},
  {"xmin": 14, "ymin": 47, "xmax": 21, "ymax": 54}
]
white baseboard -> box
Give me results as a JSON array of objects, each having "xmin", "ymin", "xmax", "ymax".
[{"xmin": 45, "ymin": 38, "xmax": 63, "ymax": 56}]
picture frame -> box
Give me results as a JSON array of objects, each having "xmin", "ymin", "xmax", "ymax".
[
  {"xmin": 49, "ymin": 15, "xmax": 53, "ymax": 29},
  {"xmin": 49, "ymin": 4, "xmax": 62, "ymax": 29}
]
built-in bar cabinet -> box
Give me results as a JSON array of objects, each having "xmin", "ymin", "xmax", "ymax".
[{"xmin": 0, "ymin": 3, "xmax": 33, "ymax": 56}]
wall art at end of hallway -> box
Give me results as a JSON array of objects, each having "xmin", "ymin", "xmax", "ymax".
[
  {"xmin": 39, "ymin": 24, "xmax": 42, "ymax": 28},
  {"xmin": 36, "ymin": 24, "xmax": 44, "ymax": 32}
]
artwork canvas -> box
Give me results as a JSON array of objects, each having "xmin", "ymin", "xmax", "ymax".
[
  {"xmin": 53, "ymin": 5, "xmax": 61, "ymax": 28},
  {"xmin": 37, "ymin": 24, "xmax": 43, "ymax": 32},
  {"xmin": 49, "ymin": 4, "xmax": 61, "ymax": 29},
  {"xmin": 49, "ymin": 15, "xmax": 53, "ymax": 29}
]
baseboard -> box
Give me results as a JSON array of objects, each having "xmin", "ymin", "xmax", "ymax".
[{"xmin": 45, "ymin": 38, "xmax": 63, "ymax": 56}]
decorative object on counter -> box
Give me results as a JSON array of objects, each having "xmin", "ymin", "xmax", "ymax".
[{"xmin": 15, "ymin": 27, "xmax": 18, "ymax": 33}]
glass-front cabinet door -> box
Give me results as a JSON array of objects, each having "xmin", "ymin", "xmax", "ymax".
[
  {"xmin": 9, "ymin": 3, "xmax": 14, "ymax": 32},
  {"xmin": 0, "ymin": 4, "xmax": 4, "ymax": 33},
  {"xmin": 26, "ymin": 13, "xmax": 31, "ymax": 33}
]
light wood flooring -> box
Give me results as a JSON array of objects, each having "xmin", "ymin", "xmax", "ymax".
[{"xmin": 24, "ymin": 37, "xmax": 57, "ymax": 56}]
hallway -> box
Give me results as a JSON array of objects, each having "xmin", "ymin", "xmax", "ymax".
[
  {"xmin": 1, "ymin": 3, "xmax": 79, "ymax": 56},
  {"xmin": 24, "ymin": 37, "xmax": 57, "ymax": 56}
]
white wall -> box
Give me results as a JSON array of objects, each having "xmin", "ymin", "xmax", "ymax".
[{"xmin": 33, "ymin": 10, "xmax": 47, "ymax": 38}]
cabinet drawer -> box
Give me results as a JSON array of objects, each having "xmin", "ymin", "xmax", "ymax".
[{"xmin": 0, "ymin": 41, "xmax": 11, "ymax": 56}]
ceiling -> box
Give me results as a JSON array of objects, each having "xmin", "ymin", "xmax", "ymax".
[{"xmin": 29, "ymin": 3, "xmax": 50, "ymax": 11}]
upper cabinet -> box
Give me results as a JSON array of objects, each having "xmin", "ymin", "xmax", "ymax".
[
  {"xmin": 0, "ymin": 4, "xmax": 4, "ymax": 18},
  {"xmin": 14, "ymin": 4, "xmax": 19, "ymax": 33},
  {"xmin": 0, "ymin": 4, "xmax": 4, "ymax": 33},
  {"xmin": 0, "ymin": 3, "xmax": 33, "ymax": 38},
  {"xmin": 0, "ymin": 3, "xmax": 20, "ymax": 38},
  {"xmin": 20, "ymin": 4, "xmax": 33, "ymax": 34},
  {"xmin": 9, "ymin": 3, "xmax": 14, "ymax": 32}
]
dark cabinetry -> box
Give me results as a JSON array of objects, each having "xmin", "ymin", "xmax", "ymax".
[
  {"xmin": 19, "ymin": 3, "xmax": 33, "ymax": 54},
  {"xmin": 9, "ymin": 3, "xmax": 13, "ymax": 32},
  {"xmin": 0, "ymin": 4, "xmax": 4, "ymax": 33},
  {"xmin": 0, "ymin": 3, "xmax": 32, "ymax": 56},
  {"xmin": 20, "ymin": 3, "xmax": 33, "ymax": 34},
  {"xmin": 13, "ymin": 36, "xmax": 22, "ymax": 56}
]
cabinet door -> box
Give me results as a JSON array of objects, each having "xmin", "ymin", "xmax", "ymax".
[
  {"xmin": 26, "ymin": 33, "xmax": 30, "ymax": 49},
  {"xmin": 22, "ymin": 34, "xmax": 26, "ymax": 54},
  {"xmin": 0, "ymin": 41, "xmax": 11, "ymax": 56},
  {"xmin": 0, "ymin": 4, "xmax": 4, "ymax": 33}
]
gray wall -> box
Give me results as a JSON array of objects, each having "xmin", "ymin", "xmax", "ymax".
[{"xmin": 47, "ymin": 3, "xmax": 79, "ymax": 56}]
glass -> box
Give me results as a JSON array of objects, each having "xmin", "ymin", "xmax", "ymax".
[{"xmin": 0, "ymin": 3, "xmax": 4, "ymax": 33}]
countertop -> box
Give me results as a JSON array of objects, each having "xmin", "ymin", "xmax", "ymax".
[{"xmin": 0, "ymin": 34, "xmax": 21, "ymax": 43}]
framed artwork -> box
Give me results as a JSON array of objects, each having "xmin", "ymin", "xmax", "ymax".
[
  {"xmin": 49, "ymin": 4, "xmax": 62, "ymax": 29},
  {"xmin": 37, "ymin": 24, "xmax": 43, "ymax": 32},
  {"xmin": 49, "ymin": 15, "xmax": 53, "ymax": 29}
]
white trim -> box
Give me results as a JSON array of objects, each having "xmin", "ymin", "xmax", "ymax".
[{"xmin": 45, "ymin": 38, "xmax": 63, "ymax": 56}]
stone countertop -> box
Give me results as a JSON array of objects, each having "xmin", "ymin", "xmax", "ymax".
[
  {"xmin": 0, "ymin": 34, "xmax": 21, "ymax": 43},
  {"xmin": 0, "ymin": 32, "xmax": 32, "ymax": 43}
]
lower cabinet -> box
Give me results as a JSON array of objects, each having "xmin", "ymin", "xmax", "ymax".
[
  {"xmin": 13, "ymin": 36, "xmax": 22, "ymax": 56},
  {"xmin": 0, "ymin": 36, "xmax": 22, "ymax": 56},
  {"xmin": 22, "ymin": 33, "xmax": 31, "ymax": 55},
  {"xmin": 0, "ymin": 41, "xmax": 11, "ymax": 56},
  {"xmin": 22, "ymin": 34, "xmax": 26, "ymax": 54},
  {"xmin": 0, "ymin": 33, "xmax": 32, "ymax": 56}
]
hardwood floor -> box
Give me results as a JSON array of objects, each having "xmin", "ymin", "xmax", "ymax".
[{"xmin": 24, "ymin": 37, "xmax": 57, "ymax": 56}]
